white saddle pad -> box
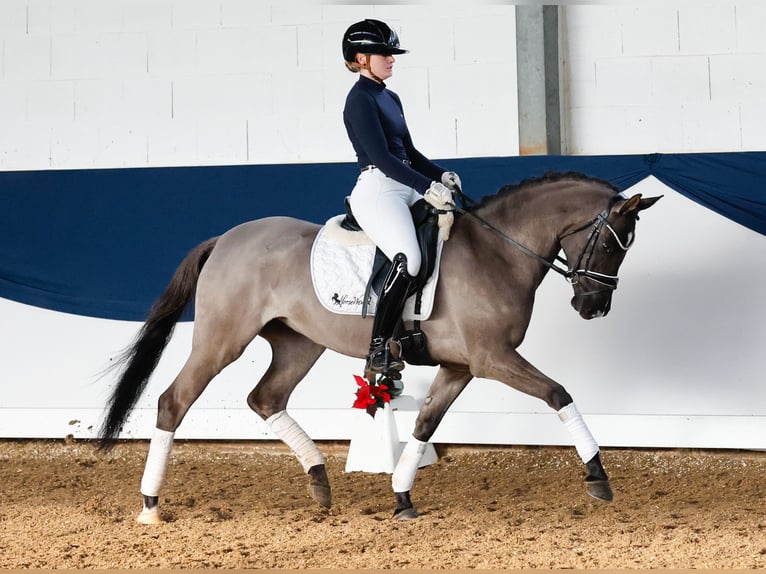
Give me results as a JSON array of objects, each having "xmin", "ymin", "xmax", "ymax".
[{"xmin": 310, "ymin": 215, "xmax": 443, "ymax": 320}]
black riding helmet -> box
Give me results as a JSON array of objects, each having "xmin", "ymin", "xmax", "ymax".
[{"xmin": 342, "ymin": 19, "xmax": 409, "ymax": 64}]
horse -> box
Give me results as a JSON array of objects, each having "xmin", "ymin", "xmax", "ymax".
[{"xmin": 98, "ymin": 172, "xmax": 660, "ymax": 522}]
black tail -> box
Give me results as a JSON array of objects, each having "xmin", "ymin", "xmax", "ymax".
[{"xmin": 98, "ymin": 237, "xmax": 218, "ymax": 451}]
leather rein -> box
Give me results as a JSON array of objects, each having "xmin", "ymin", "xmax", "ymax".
[{"xmin": 451, "ymin": 186, "xmax": 631, "ymax": 291}]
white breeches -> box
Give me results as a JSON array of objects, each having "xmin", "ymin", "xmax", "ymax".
[{"xmin": 348, "ymin": 168, "xmax": 423, "ymax": 277}]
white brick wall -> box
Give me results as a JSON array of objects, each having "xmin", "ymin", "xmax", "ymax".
[
  {"xmin": 3, "ymin": 2, "xmax": 763, "ymax": 166},
  {"xmin": 0, "ymin": 1, "xmax": 518, "ymax": 170},
  {"xmin": 563, "ymin": 3, "xmax": 766, "ymax": 154}
]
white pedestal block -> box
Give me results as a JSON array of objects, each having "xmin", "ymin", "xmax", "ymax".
[{"xmin": 344, "ymin": 400, "xmax": 438, "ymax": 473}]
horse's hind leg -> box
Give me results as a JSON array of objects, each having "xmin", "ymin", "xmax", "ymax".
[
  {"xmin": 137, "ymin": 318, "xmax": 262, "ymax": 524},
  {"xmin": 247, "ymin": 321, "xmax": 330, "ymax": 508}
]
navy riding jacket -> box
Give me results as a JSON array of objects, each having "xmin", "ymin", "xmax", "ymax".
[{"xmin": 343, "ymin": 76, "xmax": 444, "ymax": 194}]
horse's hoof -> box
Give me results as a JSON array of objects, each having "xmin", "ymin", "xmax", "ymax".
[
  {"xmin": 393, "ymin": 507, "xmax": 419, "ymax": 520},
  {"xmin": 586, "ymin": 479, "xmax": 614, "ymax": 502},
  {"xmin": 136, "ymin": 506, "xmax": 163, "ymax": 524},
  {"xmin": 307, "ymin": 464, "xmax": 332, "ymax": 509},
  {"xmin": 309, "ymin": 483, "xmax": 332, "ymax": 509}
]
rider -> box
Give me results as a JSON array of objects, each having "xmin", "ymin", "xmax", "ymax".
[{"xmin": 342, "ymin": 19, "xmax": 461, "ymax": 376}]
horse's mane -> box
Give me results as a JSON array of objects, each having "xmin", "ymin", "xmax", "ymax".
[{"xmin": 468, "ymin": 171, "xmax": 620, "ymax": 211}]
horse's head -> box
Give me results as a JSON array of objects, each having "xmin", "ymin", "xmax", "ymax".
[{"xmin": 560, "ymin": 193, "xmax": 661, "ymax": 320}]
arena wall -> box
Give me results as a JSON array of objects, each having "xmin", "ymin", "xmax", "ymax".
[{"xmin": 1, "ymin": 2, "xmax": 764, "ymax": 449}]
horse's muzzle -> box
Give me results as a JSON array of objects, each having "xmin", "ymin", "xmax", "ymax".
[{"xmin": 571, "ymin": 291, "xmax": 612, "ymax": 320}]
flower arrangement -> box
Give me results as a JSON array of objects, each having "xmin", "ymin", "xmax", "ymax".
[{"xmin": 352, "ymin": 374, "xmax": 390, "ymax": 417}]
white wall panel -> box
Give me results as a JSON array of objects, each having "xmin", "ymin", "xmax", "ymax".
[
  {"xmin": 122, "ymin": 1, "xmax": 173, "ymax": 33},
  {"xmin": 620, "ymin": 7, "xmax": 679, "ymax": 57},
  {"xmin": 650, "ymin": 56, "xmax": 709, "ymax": 103},
  {"xmin": 50, "ymin": 120, "xmax": 100, "ymax": 168},
  {"xmin": 98, "ymin": 120, "xmax": 148, "ymax": 166},
  {"xmin": 740, "ymin": 103, "xmax": 766, "ymax": 150},
  {"xmin": 563, "ymin": 3, "xmax": 766, "ymax": 154},
  {"xmin": 595, "ymin": 58, "xmax": 653, "ymax": 105},
  {"xmin": 27, "ymin": 80, "xmax": 74, "ymax": 120},
  {"xmin": 0, "ymin": 2, "xmax": 517, "ymax": 170},
  {"xmin": 0, "ymin": 0, "xmax": 26, "ymax": 35},
  {"xmin": 146, "ymin": 119, "xmax": 197, "ymax": 165},
  {"xmin": 680, "ymin": 102, "xmax": 741, "ymax": 151},
  {"xmin": 709, "ymin": 54, "xmax": 766, "ymax": 102},
  {"xmin": 52, "ymin": 34, "xmax": 104, "ymax": 79},
  {"xmin": 678, "ymin": 5, "xmax": 737, "ymax": 55},
  {"xmin": 147, "ymin": 31, "xmax": 197, "ymax": 77},
  {"xmin": 4, "ymin": 35, "xmax": 50, "ymax": 80},
  {"xmin": 171, "ymin": 0, "xmax": 221, "ymax": 31},
  {"xmin": 27, "ymin": 1, "xmax": 77, "ymax": 35},
  {"xmin": 0, "ymin": 121, "xmax": 50, "ymax": 169}
]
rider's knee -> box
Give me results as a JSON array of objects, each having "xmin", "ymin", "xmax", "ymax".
[{"xmin": 400, "ymin": 251, "xmax": 420, "ymax": 277}]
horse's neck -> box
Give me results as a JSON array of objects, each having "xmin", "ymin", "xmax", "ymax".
[{"xmin": 475, "ymin": 182, "xmax": 611, "ymax": 260}]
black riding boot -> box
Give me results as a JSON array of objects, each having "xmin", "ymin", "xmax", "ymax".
[{"xmin": 365, "ymin": 253, "xmax": 414, "ymax": 376}]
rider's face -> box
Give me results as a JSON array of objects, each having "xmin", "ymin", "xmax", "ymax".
[{"xmin": 359, "ymin": 53, "xmax": 395, "ymax": 82}]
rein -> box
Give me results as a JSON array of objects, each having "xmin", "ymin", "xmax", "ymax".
[{"xmin": 451, "ymin": 186, "xmax": 627, "ymax": 290}]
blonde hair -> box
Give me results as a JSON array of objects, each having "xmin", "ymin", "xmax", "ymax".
[
  {"xmin": 345, "ymin": 60, "xmax": 362, "ymax": 73},
  {"xmin": 345, "ymin": 52, "xmax": 369, "ymax": 73}
]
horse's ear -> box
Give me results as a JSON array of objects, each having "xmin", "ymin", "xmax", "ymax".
[{"xmin": 618, "ymin": 194, "xmax": 662, "ymax": 216}]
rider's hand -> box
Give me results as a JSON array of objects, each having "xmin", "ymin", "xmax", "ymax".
[
  {"xmin": 424, "ymin": 181, "xmax": 454, "ymax": 210},
  {"xmin": 424, "ymin": 181, "xmax": 455, "ymax": 241},
  {"xmin": 441, "ymin": 171, "xmax": 462, "ymax": 192}
]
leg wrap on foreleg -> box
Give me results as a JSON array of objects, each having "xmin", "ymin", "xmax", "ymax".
[
  {"xmin": 266, "ymin": 410, "xmax": 325, "ymax": 472},
  {"xmin": 140, "ymin": 428, "xmax": 175, "ymax": 497},
  {"xmin": 558, "ymin": 403, "xmax": 599, "ymax": 463},
  {"xmin": 391, "ymin": 437, "xmax": 428, "ymax": 493}
]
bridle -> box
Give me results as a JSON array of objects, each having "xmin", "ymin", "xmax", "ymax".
[{"xmin": 451, "ymin": 187, "xmax": 634, "ymax": 292}]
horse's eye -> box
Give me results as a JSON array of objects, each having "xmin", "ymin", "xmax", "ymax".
[{"xmin": 601, "ymin": 242, "xmax": 614, "ymax": 254}]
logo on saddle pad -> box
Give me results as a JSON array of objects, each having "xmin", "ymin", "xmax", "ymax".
[
  {"xmin": 331, "ymin": 293, "xmax": 367, "ymax": 309},
  {"xmin": 311, "ymin": 215, "xmax": 442, "ymax": 320}
]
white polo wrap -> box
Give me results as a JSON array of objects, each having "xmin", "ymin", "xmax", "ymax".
[
  {"xmin": 140, "ymin": 428, "xmax": 175, "ymax": 497},
  {"xmin": 558, "ymin": 402, "xmax": 599, "ymax": 463},
  {"xmin": 266, "ymin": 410, "xmax": 325, "ymax": 472},
  {"xmin": 391, "ymin": 437, "xmax": 428, "ymax": 493}
]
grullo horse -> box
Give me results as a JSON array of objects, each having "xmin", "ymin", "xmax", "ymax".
[{"xmin": 99, "ymin": 172, "xmax": 660, "ymax": 522}]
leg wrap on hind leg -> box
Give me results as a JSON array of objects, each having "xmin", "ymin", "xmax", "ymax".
[
  {"xmin": 392, "ymin": 437, "xmax": 428, "ymax": 493},
  {"xmin": 140, "ymin": 428, "xmax": 175, "ymax": 497},
  {"xmin": 558, "ymin": 403, "xmax": 599, "ymax": 463},
  {"xmin": 266, "ymin": 411, "xmax": 325, "ymax": 472}
]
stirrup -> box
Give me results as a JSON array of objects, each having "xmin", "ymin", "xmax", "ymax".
[{"xmin": 364, "ymin": 339, "xmax": 404, "ymax": 378}]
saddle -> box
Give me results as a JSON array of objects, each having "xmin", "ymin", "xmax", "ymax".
[{"xmin": 340, "ymin": 197, "xmax": 440, "ymax": 367}]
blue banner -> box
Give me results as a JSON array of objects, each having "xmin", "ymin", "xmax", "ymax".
[{"xmin": 1, "ymin": 152, "xmax": 764, "ymax": 320}]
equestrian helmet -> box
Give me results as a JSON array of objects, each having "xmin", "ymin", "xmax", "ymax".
[{"xmin": 342, "ymin": 19, "xmax": 408, "ymax": 64}]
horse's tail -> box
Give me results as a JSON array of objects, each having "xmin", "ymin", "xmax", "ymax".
[{"xmin": 97, "ymin": 237, "xmax": 219, "ymax": 451}]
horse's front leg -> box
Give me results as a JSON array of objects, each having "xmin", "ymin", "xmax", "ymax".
[
  {"xmin": 392, "ymin": 365, "xmax": 473, "ymax": 520},
  {"xmin": 473, "ymin": 346, "xmax": 613, "ymax": 502}
]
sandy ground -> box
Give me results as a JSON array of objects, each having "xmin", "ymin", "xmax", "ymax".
[{"xmin": 0, "ymin": 439, "xmax": 765, "ymax": 569}]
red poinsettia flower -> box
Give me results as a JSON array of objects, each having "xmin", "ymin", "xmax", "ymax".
[{"xmin": 352, "ymin": 374, "xmax": 391, "ymax": 417}]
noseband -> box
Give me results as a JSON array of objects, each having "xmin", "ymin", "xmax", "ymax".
[
  {"xmin": 453, "ymin": 189, "xmax": 632, "ymax": 292},
  {"xmin": 557, "ymin": 194, "xmax": 633, "ymax": 290}
]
